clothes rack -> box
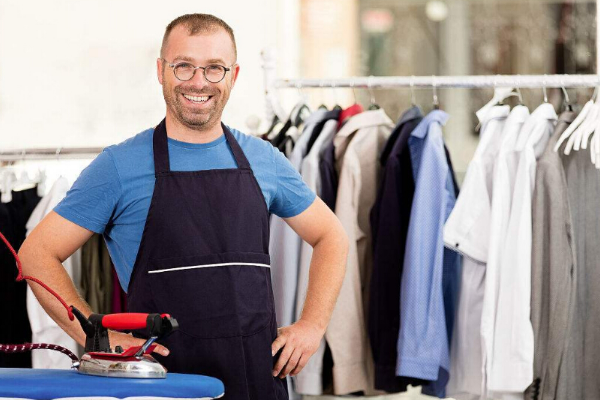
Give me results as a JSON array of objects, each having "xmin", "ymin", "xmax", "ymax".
[{"xmin": 0, "ymin": 147, "xmax": 102, "ymax": 162}]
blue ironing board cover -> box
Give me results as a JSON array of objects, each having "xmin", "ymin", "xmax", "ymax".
[{"xmin": 0, "ymin": 368, "xmax": 224, "ymax": 399}]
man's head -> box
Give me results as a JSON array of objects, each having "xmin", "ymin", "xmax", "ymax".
[{"xmin": 158, "ymin": 14, "xmax": 240, "ymax": 132}]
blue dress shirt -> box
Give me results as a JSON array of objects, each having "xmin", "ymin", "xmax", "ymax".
[{"xmin": 396, "ymin": 110, "xmax": 461, "ymax": 398}]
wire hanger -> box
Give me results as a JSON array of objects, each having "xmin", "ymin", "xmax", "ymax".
[
  {"xmin": 332, "ymin": 80, "xmax": 342, "ymax": 111},
  {"xmin": 561, "ymin": 84, "xmax": 573, "ymax": 112},
  {"xmin": 432, "ymin": 75, "xmax": 440, "ymax": 110},
  {"xmin": 542, "ymin": 75, "xmax": 549, "ymax": 103},
  {"xmin": 350, "ymin": 79, "xmax": 358, "ymax": 105},
  {"xmin": 367, "ymin": 76, "xmax": 380, "ymax": 110},
  {"xmin": 410, "ymin": 75, "xmax": 417, "ymax": 106}
]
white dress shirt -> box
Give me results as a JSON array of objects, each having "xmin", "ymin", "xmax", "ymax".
[
  {"xmin": 445, "ymin": 105, "xmax": 509, "ymax": 399},
  {"xmin": 480, "ymin": 105, "xmax": 530, "ymax": 399},
  {"xmin": 487, "ymin": 103, "xmax": 556, "ymax": 399}
]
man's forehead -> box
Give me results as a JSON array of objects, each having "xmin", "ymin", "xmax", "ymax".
[{"xmin": 163, "ymin": 26, "xmax": 235, "ymax": 64}]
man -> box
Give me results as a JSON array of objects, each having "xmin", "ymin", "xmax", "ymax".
[{"xmin": 19, "ymin": 13, "xmax": 348, "ymax": 400}]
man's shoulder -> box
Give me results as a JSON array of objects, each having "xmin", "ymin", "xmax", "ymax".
[{"xmin": 105, "ymin": 127, "xmax": 154, "ymax": 157}]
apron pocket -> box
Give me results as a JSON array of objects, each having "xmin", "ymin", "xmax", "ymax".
[{"xmin": 147, "ymin": 252, "xmax": 273, "ymax": 339}]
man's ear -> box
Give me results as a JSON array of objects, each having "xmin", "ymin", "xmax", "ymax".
[
  {"xmin": 230, "ymin": 64, "xmax": 240, "ymax": 89},
  {"xmin": 157, "ymin": 58, "xmax": 164, "ymax": 85}
]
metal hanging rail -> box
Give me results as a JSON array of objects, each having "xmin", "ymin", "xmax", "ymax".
[
  {"xmin": 0, "ymin": 147, "xmax": 102, "ymax": 162},
  {"xmin": 274, "ymin": 74, "xmax": 600, "ymax": 89}
]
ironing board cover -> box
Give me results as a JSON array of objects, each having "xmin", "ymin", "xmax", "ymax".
[{"xmin": 0, "ymin": 369, "xmax": 224, "ymax": 400}]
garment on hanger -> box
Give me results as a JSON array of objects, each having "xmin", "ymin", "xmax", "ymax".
[
  {"xmin": 25, "ymin": 177, "xmax": 82, "ymax": 369},
  {"xmin": 444, "ymin": 105, "xmax": 510, "ymax": 399},
  {"xmin": 319, "ymin": 104, "xmax": 365, "ymax": 212},
  {"xmin": 294, "ymin": 117, "xmax": 341, "ymax": 395},
  {"xmin": 326, "ymin": 109, "xmax": 393, "ymax": 395},
  {"xmin": 0, "ymin": 186, "xmax": 41, "ymax": 368},
  {"xmin": 528, "ymin": 111, "xmax": 576, "ymax": 400},
  {"xmin": 555, "ymin": 116, "xmax": 600, "ymax": 400},
  {"xmin": 81, "ymin": 233, "xmax": 113, "ymax": 315},
  {"xmin": 369, "ymin": 106, "xmax": 426, "ymax": 393},
  {"xmin": 396, "ymin": 110, "xmax": 460, "ymax": 398},
  {"xmin": 271, "ymin": 109, "xmax": 338, "ymax": 332}
]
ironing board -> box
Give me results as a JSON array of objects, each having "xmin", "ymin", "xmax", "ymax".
[{"xmin": 0, "ymin": 369, "xmax": 224, "ymax": 400}]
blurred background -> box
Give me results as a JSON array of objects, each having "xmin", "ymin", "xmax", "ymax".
[{"xmin": 0, "ymin": 0, "xmax": 597, "ymax": 175}]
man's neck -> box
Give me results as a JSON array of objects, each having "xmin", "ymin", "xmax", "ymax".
[{"xmin": 165, "ymin": 114, "xmax": 224, "ymax": 144}]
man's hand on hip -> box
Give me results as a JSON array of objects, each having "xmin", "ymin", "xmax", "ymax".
[{"xmin": 271, "ymin": 319, "xmax": 324, "ymax": 379}]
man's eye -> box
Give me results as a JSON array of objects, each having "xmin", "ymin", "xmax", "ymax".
[{"xmin": 175, "ymin": 63, "xmax": 194, "ymax": 71}]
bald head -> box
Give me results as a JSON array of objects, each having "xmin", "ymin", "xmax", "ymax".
[{"xmin": 161, "ymin": 13, "xmax": 237, "ymax": 60}]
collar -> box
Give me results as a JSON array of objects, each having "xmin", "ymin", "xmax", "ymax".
[
  {"xmin": 411, "ymin": 110, "xmax": 449, "ymax": 139},
  {"xmin": 336, "ymin": 108, "xmax": 394, "ymax": 139},
  {"xmin": 478, "ymin": 104, "xmax": 510, "ymax": 124},
  {"xmin": 397, "ymin": 106, "xmax": 423, "ymax": 126},
  {"xmin": 515, "ymin": 103, "xmax": 557, "ymax": 151}
]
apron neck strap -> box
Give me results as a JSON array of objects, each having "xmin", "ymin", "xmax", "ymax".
[{"xmin": 153, "ymin": 119, "xmax": 252, "ymax": 175}]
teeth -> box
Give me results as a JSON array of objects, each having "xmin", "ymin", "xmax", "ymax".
[{"xmin": 183, "ymin": 94, "xmax": 209, "ymax": 102}]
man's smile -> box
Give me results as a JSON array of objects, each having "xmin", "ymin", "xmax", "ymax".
[{"xmin": 182, "ymin": 93, "xmax": 213, "ymax": 104}]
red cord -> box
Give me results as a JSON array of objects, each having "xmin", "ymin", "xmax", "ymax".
[{"xmin": 0, "ymin": 231, "xmax": 74, "ymax": 321}]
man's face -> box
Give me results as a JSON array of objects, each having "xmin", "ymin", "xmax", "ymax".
[{"xmin": 158, "ymin": 26, "xmax": 239, "ymax": 131}]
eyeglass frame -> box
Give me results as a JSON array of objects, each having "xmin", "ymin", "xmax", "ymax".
[{"xmin": 161, "ymin": 58, "xmax": 237, "ymax": 83}]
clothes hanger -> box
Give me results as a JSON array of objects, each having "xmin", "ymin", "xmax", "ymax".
[
  {"xmin": 350, "ymin": 80, "xmax": 358, "ymax": 106},
  {"xmin": 329, "ymin": 81, "xmax": 342, "ymax": 111},
  {"xmin": 367, "ymin": 75, "xmax": 380, "ymax": 110},
  {"xmin": 410, "ymin": 76, "xmax": 417, "ymax": 107},
  {"xmin": 565, "ymin": 85, "xmax": 599, "ymax": 154},
  {"xmin": 432, "ymin": 76, "xmax": 440, "ymax": 110},
  {"xmin": 554, "ymin": 86, "xmax": 598, "ymax": 152},
  {"xmin": 318, "ymin": 81, "xmax": 328, "ymax": 110}
]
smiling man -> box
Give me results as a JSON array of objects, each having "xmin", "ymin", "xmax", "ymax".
[{"xmin": 19, "ymin": 14, "xmax": 348, "ymax": 400}]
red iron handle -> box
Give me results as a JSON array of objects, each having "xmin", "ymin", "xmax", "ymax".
[
  {"xmin": 101, "ymin": 313, "xmax": 172, "ymax": 331},
  {"xmin": 102, "ymin": 313, "xmax": 149, "ymax": 330}
]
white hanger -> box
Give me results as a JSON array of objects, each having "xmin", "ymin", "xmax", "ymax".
[
  {"xmin": 554, "ymin": 87, "xmax": 597, "ymax": 152},
  {"xmin": 565, "ymin": 99, "xmax": 599, "ymax": 154}
]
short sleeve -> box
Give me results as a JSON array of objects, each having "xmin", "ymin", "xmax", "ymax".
[
  {"xmin": 54, "ymin": 149, "xmax": 122, "ymax": 233},
  {"xmin": 270, "ymin": 147, "xmax": 316, "ymax": 218}
]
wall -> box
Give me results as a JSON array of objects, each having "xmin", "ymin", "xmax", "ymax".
[{"xmin": 0, "ymin": 0, "xmax": 293, "ymax": 150}]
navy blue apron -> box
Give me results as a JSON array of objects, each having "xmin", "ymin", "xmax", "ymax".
[{"xmin": 127, "ymin": 119, "xmax": 289, "ymax": 400}]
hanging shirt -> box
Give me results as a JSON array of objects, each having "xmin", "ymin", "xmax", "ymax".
[
  {"xmin": 396, "ymin": 110, "xmax": 461, "ymax": 398},
  {"xmin": 319, "ymin": 104, "xmax": 364, "ymax": 212},
  {"xmin": 444, "ymin": 105, "xmax": 509, "ymax": 399},
  {"xmin": 369, "ymin": 106, "xmax": 425, "ymax": 393},
  {"xmin": 529, "ymin": 111, "xmax": 576, "ymax": 400},
  {"xmin": 270, "ymin": 109, "xmax": 338, "ymax": 331},
  {"xmin": 484, "ymin": 103, "xmax": 557, "ymax": 400},
  {"xmin": 25, "ymin": 177, "xmax": 82, "ymax": 369},
  {"xmin": 480, "ymin": 105, "xmax": 530, "ymax": 399},
  {"xmin": 294, "ymin": 117, "xmax": 340, "ymax": 395},
  {"xmin": 557, "ymin": 116, "xmax": 600, "ymax": 400},
  {"xmin": 325, "ymin": 109, "xmax": 393, "ymax": 395},
  {"xmin": 54, "ymin": 126, "xmax": 316, "ymax": 291}
]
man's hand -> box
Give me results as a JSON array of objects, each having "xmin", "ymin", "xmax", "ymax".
[
  {"xmin": 108, "ymin": 331, "xmax": 170, "ymax": 357},
  {"xmin": 271, "ymin": 319, "xmax": 324, "ymax": 379}
]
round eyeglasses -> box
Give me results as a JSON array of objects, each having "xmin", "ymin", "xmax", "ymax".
[{"xmin": 162, "ymin": 59, "xmax": 235, "ymax": 83}]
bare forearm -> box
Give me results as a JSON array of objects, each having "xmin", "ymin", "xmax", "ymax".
[
  {"xmin": 19, "ymin": 241, "xmax": 92, "ymax": 347},
  {"xmin": 299, "ymin": 226, "xmax": 348, "ymax": 333}
]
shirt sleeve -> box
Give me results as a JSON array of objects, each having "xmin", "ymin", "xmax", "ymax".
[
  {"xmin": 53, "ymin": 149, "xmax": 122, "ymax": 233},
  {"xmin": 270, "ymin": 146, "xmax": 316, "ymax": 218}
]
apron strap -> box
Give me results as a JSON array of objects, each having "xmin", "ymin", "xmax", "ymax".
[
  {"xmin": 153, "ymin": 119, "xmax": 170, "ymax": 175},
  {"xmin": 222, "ymin": 124, "xmax": 251, "ymax": 170},
  {"xmin": 153, "ymin": 119, "xmax": 252, "ymax": 176}
]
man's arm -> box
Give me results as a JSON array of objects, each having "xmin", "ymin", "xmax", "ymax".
[
  {"xmin": 18, "ymin": 211, "xmax": 169, "ymax": 356},
  {"xmin": 271, "ymin": 197, "xmax": 348, "ymax": 378}
]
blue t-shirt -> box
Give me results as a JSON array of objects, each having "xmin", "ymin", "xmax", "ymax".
[{"xmin": 54, "ymin": 126, "xmax": 316, "ymax": 292}]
